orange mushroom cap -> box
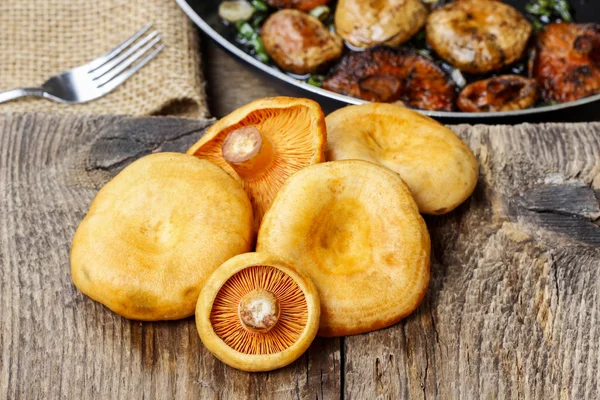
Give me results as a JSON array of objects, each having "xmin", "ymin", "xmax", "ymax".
[
  {"xmin": 196, "ymin": 252, "xmax": 320, "ymax": 372},
  {"xmin": 325, "ymin": 103, "xmax": 478, "ymax": 215},
  {"xmin": 70, "ymin": 153, "xmax": 254, "ymax": 320},
  {"xmin": 187, "ymin": 97, "xmax": 327, "ymax": 229},
  {"xmin": 257, "ymin": 160, "xmax": 431, "ymax": 337}
]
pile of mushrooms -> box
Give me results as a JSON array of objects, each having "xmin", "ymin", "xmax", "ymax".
[{"xmin": 70, "ymin": 98, "xmax": 478, "ymax": 372}]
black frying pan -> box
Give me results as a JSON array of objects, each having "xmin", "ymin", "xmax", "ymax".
[{"xmin": 176, "ymin": 0, "xmax": 600, "ymax": 123}]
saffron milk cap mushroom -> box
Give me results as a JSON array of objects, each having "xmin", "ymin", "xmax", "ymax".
[
  {"xmin": 70, "ymin": 153, "xmax": 254, "ymax": 320},
  {"xmin": 257, "ymin": 160, "xmax": 431, "ymax": 337},
  {"xmin": 325, "ymin": 103, "xmax": 478, "ymax": 215},
  {"xmin": 196, "ymin": 252, "xmax": 320, "ymax": 372},
  {"xmin": 187, "ymin": 97, "xmax": 327, "ymax": 228}
]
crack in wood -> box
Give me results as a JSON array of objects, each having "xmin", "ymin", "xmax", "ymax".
[{"xmin": 87, "ymin": 124, "xmax": 212, "ymax": 173}]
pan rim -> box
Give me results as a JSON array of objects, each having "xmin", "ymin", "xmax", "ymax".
[{"xmin": 177, "ymin": 0, "xmax": 600, "ymax": 119}]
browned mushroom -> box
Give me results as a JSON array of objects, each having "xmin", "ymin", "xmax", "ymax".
[
  {"xmin": 457, "ymin": 75, "xmax": 539, "ymax": 112},
  {"xmin": 323, "ymin": 47, "xmax": 456, "ymax": 111},
  {"xmin": 261, "ymin": 10, "xmax": 343, "ymax": 75},
  {"xmin": 334, "ymin": 0, "xmax": 428, "ymax": 49},
  {"xmin": 426, "ymin": 0, "xmax": 531, "ymax": 74},
  {"xmin": 533, "ymin": 23, "xmax": 600, "ymax": 103}
]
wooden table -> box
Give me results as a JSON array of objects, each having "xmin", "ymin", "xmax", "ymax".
[{"xmin": 1, "ymin": 37, "xmax": 600, "ymax": 400}]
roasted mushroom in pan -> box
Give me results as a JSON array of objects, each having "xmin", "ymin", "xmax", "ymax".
[
  {"xmin": 426, "ymin": 0, "xmax": 532, "ymax": 74},
  {"xmin": 323, "ymin": 47, "xmax": 455, "ymax": 111},
  {"xmin": 261, "ymin": 10, "xmax": 343, "ymax": 75},
  {"xmin": 266, "ymin": 0, "xmax": 330, "ymax": 11},
  {"xmin": 533, "ymin": 23, "xmax": 600, "ymax": 103},
  {"xmin": 334, "ymin": 0, "xmax": 428, "ymax": 49},
  {"xmin": 457, "ymin": 75, "xmax": 539, "ymax": 112}
]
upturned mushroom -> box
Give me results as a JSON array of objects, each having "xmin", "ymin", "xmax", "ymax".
[
  {"xmin": 426, "ymin": 0, "xmax": 531, "ymax": 74},
  {"xmin": 196, "ymin": 252, "xmax": 320, "ymax": 371},
  {"xmin": 70, "ymin": 153, "xmax": 254, "ymax": 320},
  {"xmin": 457, "ymin": 75, "xmax": 539, "ymax": 112},
  {"xmin": 187, "ymin": 97, "xmax": 326, "ymax": 228},
  {"xmin": 257, "ymin": 160, "xmax": 430, "ymax": 337},
  {"xmin": 325, "ymin": 103, "xmax": 478, "ymax": 215}
]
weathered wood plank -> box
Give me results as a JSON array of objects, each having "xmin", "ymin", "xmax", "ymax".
[
  {"xmin": 344, "ymin": 123, "xmax": 600, "ymax": 399},
  {"xmin": 2, "ymin": 112, "xmax": 599, "ymax": 399},
  {"xmin": 0, "ymin": 113, "xmax": 341, "ymax": 400}
]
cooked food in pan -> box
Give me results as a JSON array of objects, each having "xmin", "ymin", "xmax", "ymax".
[
  {"xmin": 221, "ymin": 0, "xmax": 599, "ymax": 113},
  {"xmin": 533, "ymin": 22, "xmax": 600, "ymax": 103},
  {"xmin": 457, "ymin": 75, "xmax": 539, "ymax": 112},
  {"xmin": 426, "ymin": 0, "xmax": 532, "ymax": 74},
  {"xmin": 334, "ymin": 0, "xmax": 428, "ymax": 49},
  {"xmin": 323, "ymin": 47, "xmax": 455, "ymax": 111}
]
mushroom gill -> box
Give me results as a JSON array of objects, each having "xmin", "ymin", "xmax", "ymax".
[
  {"xmin": 210, "ymin": 265, "xmax": 308, "ymax": 354},
  {"xmin": 197, "ymin": 252, "xmax": 320, "ymax": 372},
  {"xmin": 187, "ymin": 97, "xmax": 326, "ymax": 228}
]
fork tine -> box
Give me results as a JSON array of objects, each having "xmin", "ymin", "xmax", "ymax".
[
  {"xmin": 87, "ymin": 24, "xmax": 153, "ymax": 72},
  {"xmin": 90, "ymin": 30, "xmax": 159, "ymax": 80},
  {"xmin": 96, "ymin": 37, "xmax": 162, "ymax": 87},
  {"xmin": 98, "ymin": 44, "xmax": 165, "ymax": 91}
]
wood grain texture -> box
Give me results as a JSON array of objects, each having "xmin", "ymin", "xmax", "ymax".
[
  {"xmin": 1, "ymin": 113, "xmax": 599, "ymax": 399},
  {"xmin": 0, "ymin": 113, "xmax": 340, "ymax": 400},
  {"xmin": 345, "ymin": 123, "xmax": 600, "ymax": 399}
]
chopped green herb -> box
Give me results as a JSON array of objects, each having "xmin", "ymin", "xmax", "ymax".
[
  {"xmin": 237, "ymin": 21, "xmax": 255, "ymax": 40},
  {"xmin": 250, "ymin": 36, "xmax": 266, "ymax": 53},
  {"xmin": 307, "ymin": 75, "xmax": 325, "ymax": 87},
  {"xmin": 554, "ymin": 0, "xmax": 572, "ymax": 21},
  {"xmin": 541, "ymin": 100, "xmax": 559, "ymax": 106},
  {"xmin": 256, "ymin": 52, "xmax": 270, "ymax": 63},
  {"xmin": 251, "ymin": 0, "xmax": 269, "ymax": 12},
  {"xmin": 531, "ymin": 19, "xmax": 544, "ymax": 32},
  {"xmin": 525, "ymin": 0, "xmax": 573, "ymax": 28},
  {"xmin": 417, "ymin": 49, "xmax": 433, "ymax": 60},
  {"xmin": 252, "ymin": 13, "xmax": 267, "ymax": 28},
  {"xmin": 249, "ymin": 35, "xmax": 269, "ymax": 62},
  {"xmin": 309, "ymin": 5, "xmax": 331, "ymax": 21}
]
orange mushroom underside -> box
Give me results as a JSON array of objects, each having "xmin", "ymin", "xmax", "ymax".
[
  {"xmin": 210, "ymin": 265, "xmax": 309, "ymax": 355},
  {"xmin": 188, "ymin": 104, "xmax": 325, "ymax": 227}
]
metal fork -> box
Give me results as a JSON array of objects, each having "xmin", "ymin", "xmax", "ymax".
[{"xmin": 0, "ymin": 24, "xmax": 165, "ymax": 105}]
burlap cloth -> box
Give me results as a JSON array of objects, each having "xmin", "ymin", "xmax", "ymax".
[{"xmin": 0, "ymin": 0, "xmax": 208, "ymax": 118}]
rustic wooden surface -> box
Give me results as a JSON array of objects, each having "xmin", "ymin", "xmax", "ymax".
[
  {"xmin": 1, "ymin": 36, "xmax": 600, "ymax": 399},
  {"xmin": 1, "ymin": 111, "xmax": 599, "ymax": 399}
]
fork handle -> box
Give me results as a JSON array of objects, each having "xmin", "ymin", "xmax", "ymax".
[{"xmin": 0, "ymin": 88, "xmax": 47, "ymax": 104}]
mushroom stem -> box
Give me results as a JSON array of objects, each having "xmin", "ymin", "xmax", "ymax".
[
  {"xmin": 222, "ymin": 126, "xmax": 275, "ymax": 179},
  {"xmin": 238, "ymin": 289, "xmax": 280, "ymax": 333}
]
